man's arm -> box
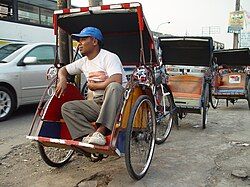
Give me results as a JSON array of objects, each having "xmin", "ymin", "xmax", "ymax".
[
  {"xmin": 55, "ymin": 66, "xmax": 68, "ymax": 98},
  {"xmin": 87, "ymin": 73, "xmax": 122, "ymax": 91}
]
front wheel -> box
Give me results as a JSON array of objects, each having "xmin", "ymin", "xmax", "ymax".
[
  {"xmin": 0, "ymin": 86, "xmax": 16, "ymax": 122},
  {"xmin": 125, "ymin": 95, "xmax": 156, "ymax": 180},
  {"xmin": 155, "ymin": 84, "xmax": 175, "ymax": 145},
  {"xmin": 38, "ymin": 142, "xmax": 74, "ymax": 167}
]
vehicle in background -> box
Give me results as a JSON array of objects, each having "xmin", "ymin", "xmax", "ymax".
[
  {"xmin": 0, "ymin": 43, "xmax": 27, "ymax": 60},
  {"xmin": 0, "ymin": 43, "xmax": 83, "ymax": 121},
  {"xmin": 165, "ymin": 65, "xmax": 209, "ymax": 77},
  {"xmin": 213, "ymin": 48, "xmax": 250, "ymax": 109},
  {"xmin": 0, "ymin": 0, "xmax": 55, "ymax": 43}
]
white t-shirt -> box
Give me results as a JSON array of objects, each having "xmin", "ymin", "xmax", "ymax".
[{"xmin": 66, "ymin": 49, "xmax": 127, "ymax": 96}]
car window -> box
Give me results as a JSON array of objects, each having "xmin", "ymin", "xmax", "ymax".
[
  {"xmin": 25, "ymin": 45, "xmax": 55, "ymax": 64},
  {"xmin": 75, "ymin": 53, "xmax": 82, "ymax": 60},
  {"xmin": 0, "ymin": 43, "xmax": 26, "ymax": 60}
]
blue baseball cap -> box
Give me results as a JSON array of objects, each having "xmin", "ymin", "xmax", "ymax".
[{"xmin": 71, "ymin": 27, "xmax": 104, "ymax": 43}]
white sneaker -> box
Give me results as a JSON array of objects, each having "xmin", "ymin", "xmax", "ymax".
[
  {"xmin": 88, "ymin": 132, "xmax": 106, "ymax": 145},
  {"xmin": 82, "ymin": 134, "xmax": 91, "ymax": 143}
]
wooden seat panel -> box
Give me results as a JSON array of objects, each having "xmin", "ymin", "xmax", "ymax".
[
  {"xmin": 218, "ymin": 73, "xmax": 246, "ymax": 90},
  {"xmin": 172, "ymin": 92, "xmax": 201, "ymax": 99},
  {"xmin": 168, "ymin": 75, "xmax": 203, "ymax": 100}
]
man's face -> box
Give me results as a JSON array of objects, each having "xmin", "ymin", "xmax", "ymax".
[{"xmin": 79, "ymin": 37, "xmax": 97, "ymax": 55}]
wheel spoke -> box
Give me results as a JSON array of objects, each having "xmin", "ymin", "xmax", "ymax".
[
  {"xmin": 125, "ymin": 95, "xmax": 156, "ymax": 180},
  {"xmin": 155, "ymin": 85, "xmax": 174, "ymax": 144},
  {"xmin": 38, "ymin": 143, "xmax": 74, "ymax": 167},
  {"xmin": 0, "ymin": 91, "xmax": 11, "ymax": 118}
]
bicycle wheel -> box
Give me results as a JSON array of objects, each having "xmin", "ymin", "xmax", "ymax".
[
  {"xmin": 247, "ymin": 80, "xmax": 250, "ymax": 110},
  {"xmin": 38, "ymin": 142, "xmax": 74, "ymax": 167},
  {"xmin": 209, "ymin": 86, "xmax": 219, "ymax": 109},
  {"xmin": 125, "ymin": 95, "xmax": 156, "ymax": 180},
  {"xmin": 201, "ymin": 83, "xmax": 209, "ymax": 129},
  {"xmin": 155, "ymin": 84, "xmax": 175, "ymax": 145},
  {"xmin": 210, "ymin": 96, "xmax": 219, "ymax": 109}
]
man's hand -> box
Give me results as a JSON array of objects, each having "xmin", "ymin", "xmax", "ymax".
[
  {"xmin": 87, "ymin": 73, "xmax": 122, "ymax": 91},
  {"xmin": 55, "ymin": 67, "xmax": 68, "ymax": 98},
  {"xmin": 87, "ymin": 80, "xmax": 98, "ymax": 91},
  {"xmin": 55, "ymin": 78, "xmax": 67, "ymax": 98},
  {"xmin": 88, "ymin": 71, "xmax": 108, "ymax": 82}
]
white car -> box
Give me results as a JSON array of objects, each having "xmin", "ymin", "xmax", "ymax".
[
  {"xmin": 0, "ymin": 43, "xmax": 83, "ymax": 121},
  {"xmin": 0, "ymin": 42, "xmax": 27, "ymax": 60}
]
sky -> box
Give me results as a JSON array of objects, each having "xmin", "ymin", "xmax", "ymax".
[{"xmin": 71, "ymin": 0, "xmax": 250, "ymax": 49}]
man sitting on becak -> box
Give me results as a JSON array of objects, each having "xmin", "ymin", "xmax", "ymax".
[{"xmin": 55, "ymin": 27, "xmax": 127, "ymax": 145}]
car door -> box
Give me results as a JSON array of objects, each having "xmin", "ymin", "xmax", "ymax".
[{"xmin": 19, "ymin": 45, "xmax": 55, "ymax": 104}]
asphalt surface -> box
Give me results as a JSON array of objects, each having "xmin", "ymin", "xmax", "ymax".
[{"xmin": 0, "ymin": 100, "xmax": 249, "ymax": 186}]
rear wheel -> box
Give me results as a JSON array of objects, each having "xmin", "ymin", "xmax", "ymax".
[
  {"xmin": 0, "ymin": 86, "xmax": 16, "ymax": 122},
  {"xmin": 210, "ymin": 96, "xmax": 219, "ymax": 109},
  {"xmin": 125, "ymin": 95, "xmax": 156, "ymax": 180},
  {"xmin": 155, "ymin": 84, "xmax": 175, "ymax": 144},
  {"xmin": 209, "ymin": 86, "xmax": 219, "ymax": 109},
  {"xmin": 202, "ymin": 84, "xmax": 209, "ymax": 129},
  {"xmin": 247, "ymin": 80, "xmax": 250, "ymax": 110},
  {"xmin": 38, "ymin": 142, "xmax": 74, "ymax": 167}
]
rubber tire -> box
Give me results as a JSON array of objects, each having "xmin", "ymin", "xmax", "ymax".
[
  {"xmin": 202, "ymin": 84, "xmax": 209, "ymax": 129},
  {"xmin": 247, "ymin": 80, "xmax": 250, "ymax": 110},
  {"xmin": 0, "ymin": 86, "xmax": 16, "ymax": 122},
  {"xmin": 155, "ymin": 84, "xmax": 175, "ymax": 145},
  {"xmin": 38, "ymin": 142, "xmax": 74, "ymax": 167},
  {"xmin": 209, "ymin": 85, "xmax": 219, "ymax": 109},
  {"xmin": 210, "ymin": 97, "xmax": 219, "ymax": 109},
  {"xmin": 125, "ymin": 95, "xmax": 156, "ymax": 180}
]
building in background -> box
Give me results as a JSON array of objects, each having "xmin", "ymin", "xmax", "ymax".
[
  {"xmin": 239, "ymin": 11, "xmax": 250, "ymax": 48},
  {"xmin": 213, "ymin": 41, "xmax": 225, "ymax": 50},
  {"xmin": 0, "ymin": 0, "xmax": 57, "ymax": 45}
]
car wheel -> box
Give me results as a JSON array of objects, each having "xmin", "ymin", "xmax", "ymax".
[
  {"xmin": 81, "ymin": 82, "xmax": 88, "ymax": 99},
  {"xmin": 0, "ymin": 86, "xmax": 16, "ymax": 121}
]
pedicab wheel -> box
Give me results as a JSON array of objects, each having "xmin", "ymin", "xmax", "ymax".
[
  {"xmin": 247, "ymin": 81, "xmax": 250, "ymax": 110},
  {"xmin": 125, "ymin": 95, "xmax": 156, "ymax": 180},
  {"xmin": 155, "ymin": 84, "xmax": 175, "ymax": 145},
  {"xmin": 201, "ymin": 84, "xmax": 209, "ymax": 129},
  {"xmin": 210, "ymin": 96, "xmax": 219, "ymax": 109},
  {"xmin": 38, "ymin": 142, "xmax": 74, "ymax": 167},
  {"xmin": 209, "ymin": 88, "xmax": 219, "ymax": 109}
]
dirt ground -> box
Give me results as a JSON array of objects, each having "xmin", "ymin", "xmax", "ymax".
[{"xmin": 0, "ymin": 100, "xmax": 249, "ymax": 187}]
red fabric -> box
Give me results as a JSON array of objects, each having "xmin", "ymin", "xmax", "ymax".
[
  {"xmin": 137, "ymin": 6, "xmax": 144, "ymax": 31},
  {"xmin": 60, "ymin": 122, "xmax": 72, "ymax": 139},
  {"xmin": 42, "ymin": 84, "xmax": 83, "ymax": 121},
  {"xmin": 53, "ymin": 14, "xmax": 58, "ymax": 35},
  {"xmin": 101, "ymin": 5, "xmax": 110, "ymax": 10},
  {"xmin": 80, "ymin": 7, "xmax": 89, "ymax": 12},
  {"xmin": 62, "ymin": 8, "xmax": 70, "ymax": 13},
  {"xmin": 122, "ymin": 3, "xmax": 130, "ymax": 9}
]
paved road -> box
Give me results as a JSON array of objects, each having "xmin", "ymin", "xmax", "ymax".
[
  {"xmin": 0, "ymin": 100, "xmax": 249, "ymax": 186},
  {"xmin": 0, "ymin": 104, "xmax": 37, "ymax": 157}
]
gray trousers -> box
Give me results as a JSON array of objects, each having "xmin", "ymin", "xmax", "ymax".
[{"xmin": 61, "ymin": 82, "xmax": 124, "ymax": 139}]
